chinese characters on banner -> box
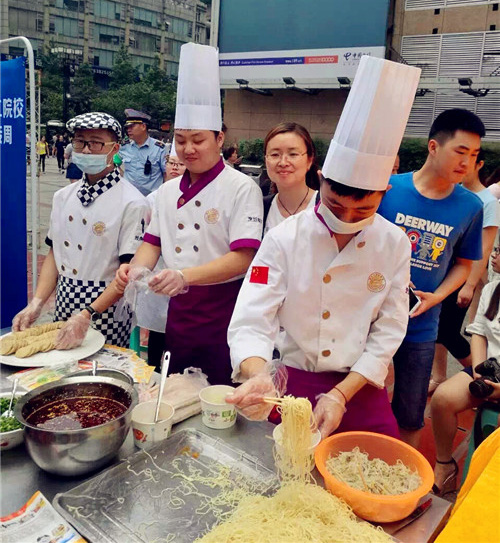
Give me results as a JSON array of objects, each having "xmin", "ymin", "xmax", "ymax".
[{"xmin": 1, "ymin": 56, "xmax": 28, "ymax": 328}]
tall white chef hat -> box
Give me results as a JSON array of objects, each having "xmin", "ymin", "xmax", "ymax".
[
  {"xmin": 169, "ymin": 139, "xmax": 177, "ymax": 158},
  {"xmin": 322, "ymin": 56, "xmax": 421, "ymax": 191},
  {"xmin": 175, "ymin": 43, "xmax": 222, "ymax": 131}
]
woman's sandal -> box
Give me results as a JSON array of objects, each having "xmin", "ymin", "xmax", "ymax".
[
  {"xmin": 432, "ymin": 458, "xmax": 458, "ymax": 497},
  {"xmin": 428, "ymin": 377, "xmax": 445, "ymax": 396}
]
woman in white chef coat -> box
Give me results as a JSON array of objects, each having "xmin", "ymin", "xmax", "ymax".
[
  {"xmin": 262, "ymin": 122, "xmax": 320, "ymax": 235},
  {"xmin": 116, "ymin": 43, "xmax": 263, "ymax": 385},
  {"xmin": 226, "ymin": 56, "xmax": 421, "ymax": 440}
]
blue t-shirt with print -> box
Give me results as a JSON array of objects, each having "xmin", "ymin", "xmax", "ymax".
[{"xmin": 378, "ymin": 172, "xmax": 483, "ymax": 342}]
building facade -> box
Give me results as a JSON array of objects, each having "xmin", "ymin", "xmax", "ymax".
[{"xmin": 5, "ymin": 0, "xmax": 209, "ymax": 79}]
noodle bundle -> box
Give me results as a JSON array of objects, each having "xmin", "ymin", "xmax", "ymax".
[{"xmin": 326, "ymin": 446, "xmax": 422, "ymax": 495}]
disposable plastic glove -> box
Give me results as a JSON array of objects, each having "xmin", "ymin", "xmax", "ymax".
[
  {"xmin": 12, "ymin": 297, "xmax": 44, "ymax": 331},
  {"xmin": 314, "ymin": 392, "xmax": 347, "ymax": 440},
  {"xmin": 55, "ymin": 313, "xmax": 91, "ymax": 350},
  {"xmin": 148, "ymin": 269, "xmax": 188, "ymax": 297},
  {"xmin": 226, "ymin": 363, "xmax": 288, "ymax": 421}
]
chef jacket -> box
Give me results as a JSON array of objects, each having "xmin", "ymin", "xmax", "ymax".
[
  {"xmin": 119, "ymin": 136, "xmax": 167, "ymax": 196},
  {"xmin": 47, "ymin": 172, "xmax": 149, "ymax": 283},
  {"xmin": 228, "ymin": 206, "xmax": 411, "ymax": 388},
  {"xmin": 144, "ymin": 159, "xmax": 263, "ymax": 280}
]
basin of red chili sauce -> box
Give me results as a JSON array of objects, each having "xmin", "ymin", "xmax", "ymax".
[{"xmin": 25, "ymin": 396, "xmax": 128, "ymax": 430}]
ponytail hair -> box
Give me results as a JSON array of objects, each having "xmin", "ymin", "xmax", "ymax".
[{"xmin": 484, "ymin": 282, "xmax": 500, "ymax": 321}]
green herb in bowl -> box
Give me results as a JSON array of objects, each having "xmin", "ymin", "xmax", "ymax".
[{"xmin": 0, "ymin": 397, "xmax": 23, "ymax": 432}]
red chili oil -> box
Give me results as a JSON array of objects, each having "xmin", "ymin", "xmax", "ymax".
[{"xmin": 26, "ymin": 396, "xmax": 127, "ymax": 430}]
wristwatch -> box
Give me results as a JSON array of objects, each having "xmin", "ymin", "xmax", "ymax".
[{"xmin": 84, "ymin": 305, "xmax": 101, "ymax": 322}]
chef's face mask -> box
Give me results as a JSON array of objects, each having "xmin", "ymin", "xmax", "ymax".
[
  {"xmin": 318, "ymin": 201, "xmax": 375, "ymax": 234},
  {"xmin": 72, "ymin": 146, "xmax": 115, "ymax": 176}
]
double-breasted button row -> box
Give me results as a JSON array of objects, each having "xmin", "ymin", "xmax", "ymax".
[
  {"xmin": 178, "ymin": 223, "xmax": 202, "ymax": 230},
  {"xmin": 60, "ymin": 265, "xmax": 78, "ymax": 275},
  {"xmin": 68, "ymin": 216, "xmax": 87, "ymax": 225}
]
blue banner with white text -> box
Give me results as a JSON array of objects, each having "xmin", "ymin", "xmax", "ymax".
[{"xmin": 1, "ymin": 57, "xmax": 28, "ymax": 329}]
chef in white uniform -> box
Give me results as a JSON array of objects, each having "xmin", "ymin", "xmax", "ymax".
[
  {"xmin": 13, "ymin": 112, "xmax": 149, "ymax": 348},
  {"xmin": 227, "ymin": 57, "xmax": 421, "ymax": 439},
  {"xmin": 116, "ymin": 43, "xmax": 263, "ymax": 384}
]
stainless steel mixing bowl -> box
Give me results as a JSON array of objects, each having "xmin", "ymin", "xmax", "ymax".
[{"xmin": 14, "ymin": 376, "xmax": 138, "ymax": 476}]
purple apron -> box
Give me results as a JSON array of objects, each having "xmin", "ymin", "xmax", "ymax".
[
  {"xmin": 269, "ymin": 366, "xmax": 400, "ymax": 439},
  {"xmin": 164, "ymin": 280, "xmax": 243, "ymax": 386}
]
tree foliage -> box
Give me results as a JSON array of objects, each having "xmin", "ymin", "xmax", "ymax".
[
  {"xmin": 71, "ymin": 63, "xmax": 97, "ymax": 116},
  {"xmin": 109, "ymin": 46, "xmax": 140, "ymax": 90}
]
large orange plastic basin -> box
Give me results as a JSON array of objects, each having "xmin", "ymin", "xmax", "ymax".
[{"xmin": 315, "ymin": 431, "xmax": 434, "ymax": 523}]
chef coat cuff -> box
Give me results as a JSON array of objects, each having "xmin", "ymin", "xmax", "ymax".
[
  {"xmin": 350, "ymin": 353, "xmax": 388, "ymax": 389},
  {"xmin": 230, "ymin": 341, "xmax": 274, "ymax": 383},
  {"xmin": 229, "ymin": 238, "xmax": 261, "ymax": 251},
  {"xmin": 143, "ymin": 233, "xmax": 161, "ymax": 247},
  {"xmin": 45, "ymin": 236, "xmax": 53, "ymax": 248},
  {"xmin": 119, "ymin": 253, "xmax": 134, "ymax": 264}
]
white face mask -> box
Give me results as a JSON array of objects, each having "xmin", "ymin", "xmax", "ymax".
[
  {"xmin": 72, "ymin": 152, "xmax": 111, "ymax": 175},
  {"xmin": 317, "ymin": 201, "xmax": 375, "ymax": 234}
]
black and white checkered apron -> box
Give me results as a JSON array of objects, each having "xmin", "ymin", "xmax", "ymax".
[{"xmin": 55, "ymin": 275, "xmax": 132, "ymax": 348}]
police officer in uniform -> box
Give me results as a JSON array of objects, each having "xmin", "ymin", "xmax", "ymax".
[{"xmin": 119, "ymin": 109, "xmax": 167, "ymax": 196}]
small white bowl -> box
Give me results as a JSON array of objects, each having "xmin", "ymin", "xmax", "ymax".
[
  {"xmin": 131, "ymin": 400, "xmax": 175, "ymax": 449},
  {"xmin": 199, "ymin": 385, "xmax": 237, "ymax": 429},
  {"xmin": 273, "ymin": 423, "xmax": 322, "ymax": 473},
  {"xmin": 0, "ymin": 391, "xmax": 25, "ymax": 451}
]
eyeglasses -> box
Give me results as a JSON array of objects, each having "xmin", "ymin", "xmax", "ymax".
[
  {"xmin": 73, "ymin": 139, "xmax": 116, "ymax": 152},
  {"xmin": 167, "ymin": 160, "xmax": 184, "ymax": 168},
  {"xmin": 265, "ymin": 152, "xmax": 308, "ymax": 164}
]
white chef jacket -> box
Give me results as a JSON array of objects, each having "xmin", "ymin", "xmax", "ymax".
[
  {"xmin": 228, "ymin": 207, "xmax": 411, "ymax": 388},
  {"xmin": 47, "ymin": 175, "xmax": 149, "ymax": 283},
  {"xmin": 144, "ymin": 160, "xmax": 263, "ymax": 282},
  {"xmin": 264, "ymin": 191, "xmax": 317, "ymax": 235}
]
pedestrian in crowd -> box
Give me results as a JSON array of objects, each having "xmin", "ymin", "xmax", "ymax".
[
  {"xmin": 429, "ymin": 149, "xmax": 500, "ymax": 392},
  {"xmin": 51, "ymin": 134, "xmax": 58, "ymax": 156},
  {"xmin": 116, "ymin": 43, "xmax": 263, "ymax": 384},
  {"xmin": 55, "ymin": 135, "xmax": 66, "ymax": 173},
  {"xmin": 430, "ymin": 279, "xmax": 500, "ymax": 496},
  {"xmin": 12, "ymin": 112, "xmax": 149, "ymax": 349},
  {"xmin": 227, "ymin": 56, "xmax": 419, "ymax": 440},
  {"xmin": 64, "ymin": 139, "xmax": 83, "ymax": 184},
  {"xmin": 164, "ymin": 141, "xmax": 186, "ymax": 181},
  {"xmin": 377, "ymin": 108, "xmax": 485, "ymax": 448},
  {"xmin": 392, "ymin": 153, "xmax": 400, "ymax": 174},
  {"xmin": 262, "ymin": 122, "xmax": 320, "ymax": 236},
  {"xmin": 223, "ymin": 146, "xmax": 242, "ymax": 169},
  {"xmin": 119, "ymin": 109, "xmax": 167, "ymax": 196},
  {"xmin": 36, "ymin": 135, "xmax": 49, "ymax": 173}
]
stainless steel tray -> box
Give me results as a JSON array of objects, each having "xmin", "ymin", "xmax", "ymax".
[{"xmin": 53, "ymin": 428, "xmax": 279, "ymax": 543}]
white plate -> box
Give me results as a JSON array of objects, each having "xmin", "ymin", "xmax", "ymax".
[{"xmin": 0, "ymin": 327, "xmax": 105, "ymax": 368}]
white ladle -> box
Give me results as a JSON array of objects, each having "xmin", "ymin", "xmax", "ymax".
[{"xmin": 154, "ymin": 351, "xmax": 170, "ymax": 423}]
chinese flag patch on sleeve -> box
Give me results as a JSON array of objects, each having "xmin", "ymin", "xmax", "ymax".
[{"xmin": 250, "ymin": 266, "xmax": 269, "ymax": 285}]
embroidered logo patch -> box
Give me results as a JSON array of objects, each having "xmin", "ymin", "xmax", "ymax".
[
  {"xmin": 367, "ymin": 272, "xmax": 386, "ymax": 293},
  {"xmin": 204, "ymin": 208, "xmax": 219, "ymax": 224},
  {"xmin": 92, "ymin": 221, "xmax": 106, "ymax": 236},
  {"xmin": 250, "ymin": 266, "xmax": 269, "ymax": 285}
]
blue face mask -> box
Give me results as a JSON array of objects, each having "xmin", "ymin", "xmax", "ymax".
[{"xmin": 72, "ymin": 152, "xmax": 111, "ymax": 175}]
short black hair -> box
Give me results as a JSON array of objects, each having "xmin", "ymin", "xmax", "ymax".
[
  {"xmin": 322, "ymin": 177, "xmax": 383, "ymax": 201},
  {"xmin": 477, "ymin": 148, "xmax": 485, "ymax": 164},
  {"xmin": 223, "ymin": 146, "xmax": 237, "ymax": 160},
  {"xmin": 429, "ymin": 109, "xmax": 485, "ymax": 144}
]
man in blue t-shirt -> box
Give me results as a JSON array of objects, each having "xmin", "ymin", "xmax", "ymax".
[{"xmin": 378, "ymin": 109, "xmax": 484, "ymax": 451}]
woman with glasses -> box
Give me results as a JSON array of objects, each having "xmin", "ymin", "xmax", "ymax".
[{"xmin": 263, "ymin": 122, "xmax": 320, "ymax": 236}]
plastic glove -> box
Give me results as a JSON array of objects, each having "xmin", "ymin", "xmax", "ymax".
[
  {"xmin": 148, "ymin": 269, "xmax": 188, "ymax": 297},
  {"xmin": 115, "ymin": 263, "xmax": 148, "ymax": 293},
  {"xmin": 55, "ymin": 313, "xmax": 91, "ymax": 350},
  {"xmin": 12, "ymin": 297, "xmax": 44, "ymax": 331},
  {"xmin": 226, "ymin": 362, "xmax": 288, "ymax": 421},
  {"xmin": 314, "ymin": 391, "xmax": 347, "ymax": 440}
]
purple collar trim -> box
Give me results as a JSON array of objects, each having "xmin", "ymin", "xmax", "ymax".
[
  {"xmin": 314, "ymin": 202, "xmax": 334, "ymax": 237},
  {"xmin": 178, "ymin": 158, "xmax": 225, "ymax": 208}
]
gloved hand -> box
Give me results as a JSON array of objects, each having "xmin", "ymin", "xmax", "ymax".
[
  {"xmin": 226, "ymin": 362, "xmax": 288, "ymax": 421},
  {"xmin": 148, "ymin": 269, "xmax": 188, "ymax": 297},
  {"xmin": 12, "ymin": 297, "xmax": 44, "ymax": 331},
  {"xmin": 115, "ymin": 264, "xmax": 148, "ymax": 293},
  {"xmin": 55, "ymin": 313, "xmax": 91, "ymax": 350},
  {"xmin": 314, "ymin": 391, "xmax": 347, "ymax": 440}
]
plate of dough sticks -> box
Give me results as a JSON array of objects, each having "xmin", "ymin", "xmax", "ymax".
[{"xmin": 0, "ymin": 322, "xmax": 105, "ymax": 368}]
